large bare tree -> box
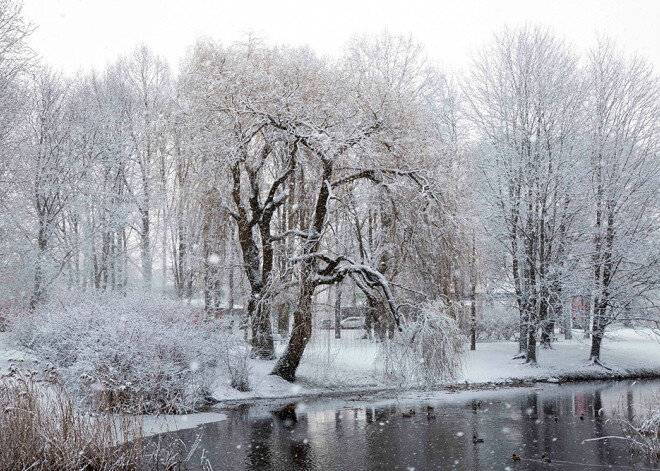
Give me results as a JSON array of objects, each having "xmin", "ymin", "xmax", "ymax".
[
  {"xmin": 584, "ymin": 39, "xmax": 660, "ymax": 365},
  {"xmin": 467, "ymin": 26, "xmax": 583, "ymax": 364}
]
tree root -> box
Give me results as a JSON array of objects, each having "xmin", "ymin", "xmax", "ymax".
[{"xmin": 590, "ymin": 358, "xmax": 613, "ymax": 371}]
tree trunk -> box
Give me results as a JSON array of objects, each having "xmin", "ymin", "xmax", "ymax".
[
  {"xmin": 270, "ymin": 262, "xmax": 315, "ymax": 381},
  {"xmin": 122, "ymin": 229, "xmax": 129, "ymax": 292},
  {"xmin": 230, "ymin": 161, "xmax": 276, "ymax": 360},
  {"xmin": 590, "ymin": 303, "xmax": 607, "ymax": 363},
  {"xmin": 590, "ymin": 329, "xmax": 603, "ymax": 362},
  {"xmin": 141, "ymin": 207, "xmax": 152, "ymax": 291},
  {"xmin": 518, "ymin": 322, "xmax": 528, "ymax": 352},
  {"xmin": 526, "ymin": 325, "xmax": 537, "ymax": 364},
  {"xmin": 518, "ymin": 311, "xmax": 528, "ymax": 356},
  {"xmin": 30, "ymin": 222, "xmax": 48, "ymax": 310},
  {"xmin": 251, "ymin": 225, "xmax": 276, "ymax": 359},
  {"xmin": 470, "ymin": 283, "xmax": 476, "ymax": 351},
  {"xmin": 541, "ymin": 319, "xmax": 554, "ymax": 348},
  {"xmin": 205, "ymin": 260, "xmax": 222, "ymax": 316},
  {"xmin": 175, "ymin": 218, "xmax": 186, "ymax": 298},
  {"xmin": 161, "ymin": 208, "xmax": 167, "ymax": 293},
  {"xmin": 335, "ymin": 284, "xmax": 342, "ymax": 340},
  {"xmin": 539, "ymin": 293, "xmax": 552, "ymax": 348},
  {"xmin": 272, "ymin": 159, "xmax": 333, "ymax": 381},
  {"xmin": 228, "ymin": 262, "xmax": 235, "ymax": 328},
  {"xmin": 276, "ymin": 303, "xmax": 289, "ymax": 336},
  {"xmin": 250, "ymin": 299, "xmax": 274, "ymax": 359}
]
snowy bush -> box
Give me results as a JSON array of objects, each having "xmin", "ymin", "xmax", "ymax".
[
  {"xmin": 477, "ymin": 302, "xmax": 519, "ymax": 341},
  {"xmin": 378, "ymin": 300, "xmax": 465, "ymax": 387},
  {"xmin": 219, "ymin": 335, "xmax": 251, "ymax": 392},
  {"xmin": 12, "ymin": 293, "xmax": 248, "ymax": 413}
]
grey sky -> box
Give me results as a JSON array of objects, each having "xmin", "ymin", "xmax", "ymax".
[{"xmin": 23, "ymin": 0, "xmax": 660, "ymax": 75}]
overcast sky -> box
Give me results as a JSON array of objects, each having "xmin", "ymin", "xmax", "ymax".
[{"xmin": 22, "ymin": 0, "xmax": 660, "ymax": 75}]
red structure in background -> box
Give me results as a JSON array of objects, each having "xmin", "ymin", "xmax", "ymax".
[{"xmin": 572, "ymin": 296, "xmax": 590, "ymax": 329}]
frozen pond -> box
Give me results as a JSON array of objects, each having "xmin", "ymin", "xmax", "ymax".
[{"xmin": 160, "ymin": 379, "xmax": 660, "ymax": 470}]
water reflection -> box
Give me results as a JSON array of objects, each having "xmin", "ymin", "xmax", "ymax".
[{"xmin": 166, "ymin": 379, "xmax": 660, "ymax": 470}]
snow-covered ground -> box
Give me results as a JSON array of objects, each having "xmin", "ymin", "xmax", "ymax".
[
  {"xmin": 0, "ymin": 331, "xmax": 32, "ymax": 372},
  {"xmin": 212, "ymin": 327, "xmax": 660, "ymax": 403},
  {"xmin": 140, "ymin": 412, "xmax": 228, "ymax": 438},
  {"xmin": 3, "ymin": 327, "xmax": 660, "ymax": 407},
  {"xmin": 463, "ymin": 328, "xmax": 660, "ymax": 383}
]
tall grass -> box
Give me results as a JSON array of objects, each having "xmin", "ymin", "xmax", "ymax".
[
  {"xmin": 0, "ymin": 369, "xmax": 212, "ymax": 470},
  {"xmin": 0, "ymin": 369, "xmax": 144, "ymax": 470},
  {"xmin": 616, "ymin": 395, "xmax": 660, "ymax": 467}
]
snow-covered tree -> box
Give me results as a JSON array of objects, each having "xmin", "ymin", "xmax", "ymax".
[
  {"xmin": 0, "ymin": 0, "xmax": 34, "ymax": 301},
  {"xmin": 583, "ymin": 38, "xmax": 660, "ymax": 364},
  {"xmin": 23, "ymin": 70, "xmax": 82, "ymax": 308},
  {"xmin": 467, "ymin": 26, "xmax": 584, "ymax": 363}
]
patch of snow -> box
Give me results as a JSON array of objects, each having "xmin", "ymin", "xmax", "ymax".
[{"xmin": 140, "ymin": 412, "xmax": 228, "ymax": 438}]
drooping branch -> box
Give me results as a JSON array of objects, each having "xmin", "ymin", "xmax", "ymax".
[{"xmin": 306, "ymin": 253, "xmax": 403, "ymax": 330}]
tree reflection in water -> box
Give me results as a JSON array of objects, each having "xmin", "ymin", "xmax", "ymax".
[{"xmin": 159, "ymin": 379, "xmax": 659, "ymax": 470}]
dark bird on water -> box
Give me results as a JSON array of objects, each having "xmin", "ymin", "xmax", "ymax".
[{"xmin": 402, "ymin": 409, "xmax": 415, "ymax": 418}]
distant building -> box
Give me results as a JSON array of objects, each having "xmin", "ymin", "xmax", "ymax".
[{"xmin": 571, "ymin": 296, "xmax": 590, "ymax": 329}]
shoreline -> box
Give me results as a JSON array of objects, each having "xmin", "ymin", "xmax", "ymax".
[
  {"xmin": 210, "ymin": 367, "xmax": 660, "ymax": 409},
  {"xmin": 209, "ymin": 328, "xmax": 660, "ymax": 405}
]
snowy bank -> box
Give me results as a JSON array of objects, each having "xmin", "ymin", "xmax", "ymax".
[
  {"xmin": 4, "ymin": 328, "xmax": 660, "ymax": 408},
  {"xmin": 211, "ymin": 327, "xmax": 660, "ymax": 404}
]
